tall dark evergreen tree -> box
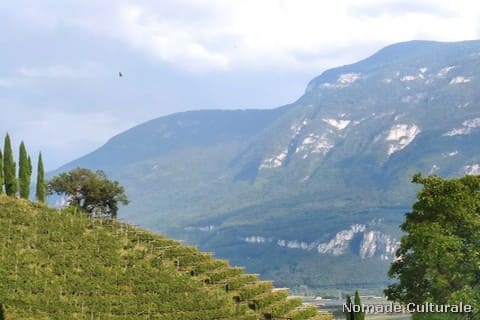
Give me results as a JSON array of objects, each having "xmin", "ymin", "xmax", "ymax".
[
  {"xmin": 0, "ymin": 150, "xmax": 3, "ymax": 194},
  {"xmin": 18, "ymin": 141, "xmax": 30, "ymax": 199},
  {"xmin": 345, "ymin": 295, "xmax": 354, "ymax": 320},
  {"xmin": 354, "ymin": 291, "xmax": 365, "ymax": 320},
  {"xmin": 36, "ymin": 152, "xmax": 46, "ymax": 203},
  {"xmin": 27, "ymin": 155, "xmax": 32, "ymax": 181},
  {"xmin": 3, "ymin": 134, "xmax": 17, "ymax": 196}
]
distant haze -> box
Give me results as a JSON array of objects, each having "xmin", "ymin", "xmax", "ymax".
[{"xmin": 1, "ymin": 0, "xmax": 480, "ymax": 169}]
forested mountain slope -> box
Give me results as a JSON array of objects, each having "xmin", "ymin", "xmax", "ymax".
[{"xmin": 55, "ymin": 40, "xmax": 480, "ymax": 289}]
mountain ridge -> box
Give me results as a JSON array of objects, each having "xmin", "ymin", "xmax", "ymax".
[
  {"xmin": 306, "ymin": 39, "xmax": 480, "ymax": 90},
  {"xmin": 52, "ymin": 39, "xmax": 480, "ymax": 290}
]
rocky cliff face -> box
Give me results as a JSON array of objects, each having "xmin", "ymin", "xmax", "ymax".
[{"xmin": 237, "ymin": 223, "xmax": 399, "ymax": 260}]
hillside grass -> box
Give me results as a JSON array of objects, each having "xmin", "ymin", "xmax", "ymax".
[{"xmin": 0, "ymin": 195, "xmax": 331, "ymax": 319}]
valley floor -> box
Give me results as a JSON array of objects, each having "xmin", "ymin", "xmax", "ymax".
[{"xmin": 303, "ymin": 296, "xmax": 411, "ymax": 320}]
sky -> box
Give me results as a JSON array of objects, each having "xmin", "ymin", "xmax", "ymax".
[{"xmin": 2, "ymin": 0, "xmax": 480, "ymax": 170}]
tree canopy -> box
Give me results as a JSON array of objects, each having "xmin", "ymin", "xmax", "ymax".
[
  {"xmin": 385, "ymin": 173, "xmax": 480, "ymax": 316},
  {"xmin": 48, "ymin": 167, "xmax": 129, "ymax": 218},
  {"xmin": 35, "ymin": 152, "xmax": 46, "ymax": 203},
  {"xmin": 0, "ymin": 150, "xmax": 3, "ymax": 195},
  {"xmin": 3, "ymin": 134, "xmax": 16, "ymax": 196},
  {"xmin": 18, "ymin": 141, "xmax": 31, "ymax": 199}
]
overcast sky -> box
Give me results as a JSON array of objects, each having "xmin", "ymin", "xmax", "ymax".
[{"xmin": 2, "ymin": 0, "xmax": 480, "ymax": 170}]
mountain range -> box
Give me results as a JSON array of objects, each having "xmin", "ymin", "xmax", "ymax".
[{"xmin": 54, "ymin": 40, "xmax": 480, "ymax": 291}]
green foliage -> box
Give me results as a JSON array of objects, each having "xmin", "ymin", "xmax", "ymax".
[
  {"xmin": 0, "ymin": 150, "xmax": 3, "ymax": 194},
  {"xmin": 18, "ymin": 141, "xmax": 31, "ymax": 199},
  {"xmin": 386, "ymin": 173, "xmax": 480, "ymax": 318},
  {"xmin": 0, "ymin": 195, "xmax": 330, "ymax": 319},
  {"xmin": 353, "ymin": 291, "xmax": 364, "ymax": 320},
  {"xmin": 3, "ymin": 134, "xmax": 16, "ymax": 196},
  {"xmin": 27, "ymin": 155, "xmax": 32, "ymax": 182},
  {"xmin": 48, "ymin": 167, "xmax": 129, "ymax": 218},
  {"xmin": 345, "ymin": 295, "xmax": 353, "ymax": 320},
  {"xmin": 344, "ymin": 292, "xmax": 365, "ymax": 320},
  {"xmin": 36, "ymin": 153, "xmax": 46, "ymax": 202}
]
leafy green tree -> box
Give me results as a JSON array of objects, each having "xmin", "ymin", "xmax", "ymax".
[
  {"xmin": 47, "ymin": 167, "xmax": 129, "ymax": 218},
  {"xmin": 385, "ymin": 173, "xmax": 480, "ymax": 316},
  {"xmin": 354, "ymin": 291, "xmax": 364, "ymax": 320},
  {"xmin": 36, "ymin": 153, "xmax": 46, "ymax": 203},
  {"xmin": 0, "ymin": 150, "xmax": 3, "ymax": 194},
  {"xmin": 3, "ymin": 134, "xmax": 17, "ymax": 196},
  {"xmin": 0, "ymin": 303, "xmax": 4, "ymax": 320},
  {"xmin": 18, "ymin": 141, "xmax": 31, "ymax": 199}
]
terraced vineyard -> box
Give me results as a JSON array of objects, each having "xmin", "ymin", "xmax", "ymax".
[{"xmin": 0, "ymin": 195, "xmax": 331, "ymax": 319}]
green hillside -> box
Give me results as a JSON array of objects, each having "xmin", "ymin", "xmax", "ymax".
[{"xmin": 0, "ymin": 195, "xmax": 331, "ymax": 319}]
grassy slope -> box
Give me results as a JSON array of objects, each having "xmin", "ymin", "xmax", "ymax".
[{"xmin": 0, "ymin": 195, "xmax": 331, "ymax": 319}]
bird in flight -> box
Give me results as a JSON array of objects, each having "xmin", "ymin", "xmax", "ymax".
[{"xmin": 119, "ymin": 71, "xmax": 123, "ymax": 77}]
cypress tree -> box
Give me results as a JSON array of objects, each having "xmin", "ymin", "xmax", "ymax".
[
  {"xmin": 0, "ymin": 150, "xmax": 3, "ymax": 194},
  {"xmin": 18, "ymin": 141, "xmax": 30, "ymax": 199},
  {"xmin": 28, "ymin": 155, "xmax": 32, "ymax": 176},
  {"xmin": 28, "ymin": 155, "xmax": 32, "ymax": 194},
  {"xmin": 0, "ymin": 303, "xmax": 4, "ymax": 320},
  {"xmin": 36, "ymin": 152, "xmax": 46, "ymax": 203},
  {"xmin": 345, "ymin": 295, "xmax": 354, "ymax": 320},
  {"xmin": 3, "ymin": 134, "xmax": 17, "ymax": 196},
  {"xmin": 354, "ymin": 291, "xmax": 365, "ymax": 320}
]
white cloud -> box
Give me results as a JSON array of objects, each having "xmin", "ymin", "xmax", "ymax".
[
  {"xmin": 348, "ymin": 0, "xmax": 455, "ymax": 18},
  {"xmin": 13, "ymin": 1, "xmax": 480, "ymax": 72},
  {"xmin": 17, "ymin": 64, "xmax": 92, "ymax": 79},
  {"xmin": 3, "ymin": 0, "xmax": 480, "ymax": 169},
  {"xmin": 119, "ymin": 5, "xmax": 229, "ymax": 71}
]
